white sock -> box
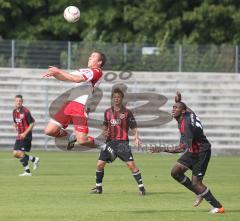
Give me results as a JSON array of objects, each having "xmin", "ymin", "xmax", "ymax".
[{"xmin": 29, "ymin": 155, "xmax": 34, "ymax": 161}]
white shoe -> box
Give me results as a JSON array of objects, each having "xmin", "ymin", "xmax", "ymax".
[
  {"xmin": 19, "ymin": 172, "xmax": 32, "ymax": 176},
  {"xmin": 210, "ymin": 207, "xmax": 225, "ymax": 214},
  {"xmin": 33, "ymin": 157, "xmax": 40, "ymax": 170},
  {"xmin": 67, "ymin": 133, "xmax": 76, "ymax": 150},
  {"xmin": 193, "ymin": 195, "xmax": 203, "ymax": 207}
]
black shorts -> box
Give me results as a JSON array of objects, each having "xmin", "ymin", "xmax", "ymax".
[
  {"xmin": 14, "ymin": 138, "xmax": 32, "ymax": 152},
  {"xmin": 99, "ymin": 140, "xmax": 134, "ymax": 163},
  {"xmin": 177, "ymin": 149, "xmax": 211, "ymax": 177}
]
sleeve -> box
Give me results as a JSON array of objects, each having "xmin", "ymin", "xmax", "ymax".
[
  {"xmin": 103, "ymin": 110, "xmax": 108, "ymax": 127},
  {"xmin": 12, "ymin": 111, "xmax": 16, "ymax": 123},
  {"xmin": 128, "ymin": 110, "xmax": 137, "ymax": 129},
  {"xmin": 180, "ymin": 113, "xmax": 195, "ymax": 150},
  {"xmin": 167, "ymin": 114, "xmax": 196, "ymax": 153},
  {"xmin": 26, "ymin": 111, "xmax": 35, "ymax": 125},
  {"xmin": 70, "ymin": 68, "xmax": 94, "ymax": 82}
]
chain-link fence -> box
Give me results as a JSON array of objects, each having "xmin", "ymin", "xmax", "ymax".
[{"xmin": 0, "ymin": 39, "xmax": 238, "ymax": 72}]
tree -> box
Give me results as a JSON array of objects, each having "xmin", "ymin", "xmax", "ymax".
[{"xmin": 1, "ymin": 0, "xmax": 240, "ymax": 44}]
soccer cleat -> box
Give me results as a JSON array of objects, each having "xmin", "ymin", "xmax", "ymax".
[
  {"xmin": 193, "ymin": 195, "xmax": 203, "ymax": 207},
  {"xmin": 67, "ymin": 133, "xmax": 77, "ymax": 150},
  {"xmin": 19, "ymin": 172, "xmax": 32, "ymax": 176},
  {"xmin": 139, "ymin": 187, "xmax": 146, "ymax": 196},
  {"xmin": 210, "ymin": 207, "xmax": 225, "ymax": 214},
  {"xmin": 33, "ymin": 157, "xmax": 40, "ymax": 170},
  {"xmin": 90, "ymin": 186, "xmax": 102, "ymax": 194}
]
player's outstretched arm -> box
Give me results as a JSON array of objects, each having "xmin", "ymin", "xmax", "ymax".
[
  {"xmin": 43, "ymin": 66, "xmax": 86, "ymax": 83},
  {"xmin": 151, "ymin": 144, "xmax": 186, "ymax": 153},
  {"xmin": 42, "ymin": 66, "xmax": 66, "ymax": 80}
]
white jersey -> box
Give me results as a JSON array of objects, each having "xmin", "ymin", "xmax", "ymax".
[{"xmin": 68, "ymin": 68, "xmax": 103, "ymax": 105}]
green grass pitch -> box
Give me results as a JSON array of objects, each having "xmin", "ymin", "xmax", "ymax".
[{"xmin": 0, "ymin": 151, "xmax": 239, "ymax": 221}]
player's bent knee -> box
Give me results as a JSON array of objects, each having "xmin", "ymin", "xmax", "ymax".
[
  {"xmin": 44, "ymin": 127, "xmax": 60, "ymax": 137},
  {"xmin": 97, "ymin": 165, "xmax": 105, "ymax": 171},
  {"xmin": 126, "ymin": 162, "xmax": 138, "ymax": 171},
  {"xmin": 171, "ymin": 169, "xmax": 177, "ymax": 178},
  {"xmin": 44, "ymin": 127, "xmax": 54, "ymax": 136},
  {"xmin": 192, "ymin": 182, "xmax": 199, "ymax": 190},
  {"xmin": 192, "ymin": 179, "xmax": 201, "ymax": 188},
  {"xmin": 44, "ymin": 122, "xmax": 62, "ymax": 137},
  {"xmin": 13, "ymin": 151, "xmax": 24, "ymax": 158},
  {"xmin": 44, "ymin": 127, "xmax": 51, "ymax": 136},
  {"xmin": 13, "ymin": 151, "xmax": 18, "ymax": 158},
  {"xmin": 171, "ymin": 171, "xmax": 184, "ymax": 182},
  {"xmin": 97, "ymin": 161, "xmax": 106, "ymax": 170}
]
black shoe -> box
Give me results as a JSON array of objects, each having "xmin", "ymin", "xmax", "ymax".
[
  {"xmin": 139, "ymin": 187, "xmax": 146, "ymax": 196},
  {"xmin": 90, "ymin": 186, "xmax": 102, "ymax": 194},
  {"xmin": 67, "ymin": 138, "xmax": 77, "ymax": 150}
]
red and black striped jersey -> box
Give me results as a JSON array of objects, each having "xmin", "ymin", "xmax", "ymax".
[
  {"xmin": 103, "ymin": 106, "xmax": 137, "ymax": 141},
  {"xmin": 177, "ymin": 111, "xmax": 211, "ymax": 154},
  {"xmin": 12, "ymin": 106, "xmax": 35, "ymax": 140}
]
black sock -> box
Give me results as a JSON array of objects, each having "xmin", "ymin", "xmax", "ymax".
[
  {"xmin": 24, "ymin": 154, "xmax": 29, "ymax": 161},
  {"xmin": 180, "ymin": 176, "xmax": 198, "ymax": 194},
  {"xmin": 173, "ymin": 174, "xmax": 197, "ymax": 194},
  {"xmin": 201, "ymin": 188, "xmax": 222, "ymax": 208},
  {"xmin": 132, "ymin": 170, "xmax": 144, "ymax": 189},
  {"xmin": 96, "ymin": 169, "xmax": 104, "ymax": 189},
  {"xmin": 29, "ymin": 156, "xmax": 36, "ymax": 162},
  {"xmin": 19, "ymin": 155, "xmax": 30, "ymax": 173}
]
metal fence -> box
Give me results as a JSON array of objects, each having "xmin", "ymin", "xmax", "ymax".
[{"xmin": 0, "ymin": 39, "xmax": 239, "ymax": 72}]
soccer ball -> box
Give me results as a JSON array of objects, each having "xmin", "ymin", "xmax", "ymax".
[{"xmin": 64, "ymin": 6, "xmax": 80, "ymax": 23}]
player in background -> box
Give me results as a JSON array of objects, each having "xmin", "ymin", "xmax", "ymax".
[
  {"xmin": 43, "ymin": 50, "xmax": 107, "ymax": 150},
  {"xmin": 12, "ymin": 95, "xmax": 40, "ymax": 176},
  {"xmin": 152, "ymin": 91, "xmax": 224, "ymax": 214},
  {"xmin": 91, "ymin": 88, "xmax": 146, "ymax": 195}
]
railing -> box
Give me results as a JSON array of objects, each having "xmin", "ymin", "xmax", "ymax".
[{"xmin": 0, "ymin": 39, "xmax": 238, "ymax": 72}]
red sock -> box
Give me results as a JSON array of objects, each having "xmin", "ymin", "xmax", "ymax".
[
  {"xmin": 54, "ymin": 129, "xmax": 68, "ymax": 137},
  {"xmin": 88, "ymin": 136, "xmax": 94, "ymax": 143}
]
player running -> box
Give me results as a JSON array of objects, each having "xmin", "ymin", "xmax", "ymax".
[
  {"xmin": 43, "ymin": 50, "xmax": 107, "ymax": 150},
  {"xmin": 91, "ymin": 88, "xmax": 146, "ymax": 195},
  {"xmin": 152, "ymin": 91, "xmax": 224, "ymax": 214},
  {"xmin": 12, "ymin": 95, "xmax": 40, "ymax": 176}
]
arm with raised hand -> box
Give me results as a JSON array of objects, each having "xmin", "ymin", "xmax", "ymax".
[
  {"xmin": 150, "ymin": 144, "xmax": 186, "ymax": 154},
  {"xmin": 42, "ymin": 66, "xmax": 86, "ymax": 83}
]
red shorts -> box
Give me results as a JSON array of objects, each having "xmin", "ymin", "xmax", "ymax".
[{"xmin": 53, "ymin": 101, "xmax": 88, "ymax": 134}]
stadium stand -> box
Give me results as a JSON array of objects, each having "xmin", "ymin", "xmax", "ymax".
[{"xmin": 0, "ymin": 68, "xmax": 240, "ymax": 154}]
